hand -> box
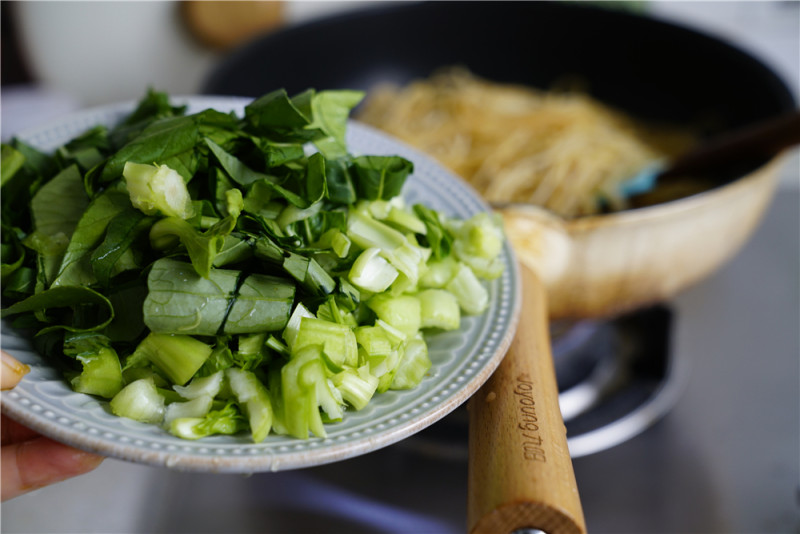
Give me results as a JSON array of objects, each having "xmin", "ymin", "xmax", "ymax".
[{"xmin": 2, "ymin": 350, "xmax": 105, "ymax": 501}]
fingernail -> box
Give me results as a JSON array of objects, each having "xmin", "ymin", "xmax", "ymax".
[
  {"xmin": 1, "ymin": 351, "xmax": 30, "ymax": 390},
  {"xmin": 74, "ymin": 450, "xmax": 105, "ymax": 470}
]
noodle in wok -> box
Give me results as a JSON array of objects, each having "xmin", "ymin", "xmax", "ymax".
[{"xmin": 358, "ymin": 69, "xmax": 692, "ymax": 217}]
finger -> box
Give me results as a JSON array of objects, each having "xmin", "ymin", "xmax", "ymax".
[
  {"xmin": 1, "ymin": 350, "xmax": 30, "ymax": 390},
  {"xmin": 1, "ymin": 415, "xmax": 40, "ymax": 444},
  {"xmin": 1, "ymin": 437, "xmax": 104, "ymax": 501}
]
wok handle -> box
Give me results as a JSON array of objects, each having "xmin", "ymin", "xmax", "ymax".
[{"xmin": 467, "ymin": 265, "xmax": 586, "ymax": 534}]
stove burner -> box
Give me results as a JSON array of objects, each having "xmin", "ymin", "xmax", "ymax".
[
  {"xmin": 402, "ymin": 305, "xmax": 688, "ymax": 459},
  {"xmin": 560, "ymin": 306, "xmax": 687, "ymax": 457}
]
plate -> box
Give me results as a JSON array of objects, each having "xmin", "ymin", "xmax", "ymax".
[{"xmin": 0, "ymin": 96, "xmax": 521, "ymax": 473}]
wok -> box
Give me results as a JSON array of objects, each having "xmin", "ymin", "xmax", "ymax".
[{"xmin": 202, "ymin": 2, "xmax": 796, "ymax": 532}]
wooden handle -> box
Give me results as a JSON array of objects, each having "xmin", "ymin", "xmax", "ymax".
[{"xmin": 467, "ymin": 265, "xmax": 586, "ymax": 534}]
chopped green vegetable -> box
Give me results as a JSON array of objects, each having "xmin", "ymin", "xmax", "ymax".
[
  {"xmin": 63, "ymin": 332, "xmax": 123, "ymax": 398},
  {"xmin": 417, "ymin": 288, "xmax": 461, "ymax": 331},
  {"xmin": 169, "ymin": 402, "xmax": 246, "ymax": 440},
  {"xmin": 366, "ymin": 293, "xmax": 421, "ymax": 336},
  {"xmin": 133, "ymin": 332, "xmax": 212, "ymax": 386},
  {"xmin": 164, "ymin": 394, "xmax": 214, "ymax": 426},
  {"xmin": 173, "ymin": 370, "xmax": 224, "ymax": 399},
  {"xmin": 282, "ymin": 345, "xmax": 344, "ymax": 439},
  {"xmin": 446, "ymin": 262, "xmax": 490, "ymax": 315},
  {"xmin": 123, "ymin": 161, "xmax": 194, "ymax": 219},
  {"xmin": 0, "ymin": 87, "xmax": 505, "ymax": 444},
  {"xmin": 390, "ymin": 336, "xmax": 431, "ymax": 390},
  {"xmin": 226, "ymin": 367, "xmax": 273, "ymax": 442},
  {"xmin": 110, "ymin": 377, "xmax": 165, "ymax": 424},
  {"xmin": 332, "ymin": 365, "xmax": 379, "ymax": 410},
  {"xmin": 294, "ymin": 316, "xmax": 358, "ymax": 371},
  {"xmin": 348, "ymin": 247, "xmax": 399, "ymax": 293}
]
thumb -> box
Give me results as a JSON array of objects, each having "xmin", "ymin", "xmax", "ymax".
[{"xmin": 1, "ymin": 351, "xmax": 30, "ymax": 391}]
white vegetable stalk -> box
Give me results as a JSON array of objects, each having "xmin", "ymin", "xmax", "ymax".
[
  {"xmin": 123, "ymin": 161, "xmax": 194, "ymax": 219},
  {"xmin": 349, "ymin": 247, "xmax": 399, "ymax": 292}
]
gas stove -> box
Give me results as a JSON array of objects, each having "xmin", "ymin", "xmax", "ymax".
[{"xmin": 397, "ymin": 305, "xmax": 685, "ymax": 462}]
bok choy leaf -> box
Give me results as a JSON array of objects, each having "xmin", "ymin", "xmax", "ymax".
[{"xmin": 0, "ymin": 87, "xmax": 505, "ymax": 444}]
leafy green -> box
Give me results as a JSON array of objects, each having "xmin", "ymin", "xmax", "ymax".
[
  {"xmin": 123, "ymin": 161, "xmax": 195, "ymax": 219},
  {"xmin": 1, "ymin": 144, "xmax": 25, "ymax": 186},
  {"xmin": 133, "ymin": 332, "xmax": 213, "ymax": 386},
  {"xmin": 0, "ymin": 87, "xmax": 505, "ymax": 444},
  {"xmin": 63, "ymin": 332, "xmax": 123, "ymax": 398},
  {"xmin": 352, "ymin": 155, "xmax": 413, "ymax": 201},
  {"xmin": 143, "ymin": 258, "xmax": 294, "ymax": 336},
  {"xmin": 90, "ymin": 209, "xmax": 153, "ymax": 286},
  {"xmin": 31, "ymin": 165, "xmax": 89, "ymax": 239},
  {"xmin": 110, "ymin": 377, "xmax": 165, "ymax": 423},
  {"xmin": 414, "ymin": 204, "xmax": 453, "ymax": 260},
  {"xmin": 1, "ymin": 285, "xmax": 114, "ymax": 333},
  {"xmin": 51, "ymin": 186, "xmax": 132, "ymax": 288},
  {"xmin": 101, "ymin": 114, "xmax": 200, "ymax": 183},
  {"xmin": 148, "ymin": 216, "xmax": 232, "ymax": 279},
  {"xmin": 307, "ymin": 90, "xmax": 365, "ymax": 158},
  {"xmin": 168, "ymin": 402, "xmax": 246, "ymax": 440}
]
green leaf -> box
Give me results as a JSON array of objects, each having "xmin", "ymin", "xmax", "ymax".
[
  {"xmin": 304, "ymin": 152, "xmax": 327, "ymax": 205},
  {"xmin": 1, "ymin": 285, "xmax": 114, "ymax": 333},
  {"xmin": 1, "ymin": 144, "xmax": 25, "ymax": 186},
  {"xmin": 223, "ymin": 272, "xmax": 296, "ymax": 335},
  {"xmin": 11, "ymin": 139, "xmax": 56, "ymax": 180},
  {"xmin": 102, "ymin": 115, "xmax": 199, "ymax": 183},
  {"xmin": 323, "ymin": 157, "xmax": 357, "ymax": 205},
  {"xmin": 109, "ymin": 88, "xmax": 187, "ymax": 147},
  {"xmin": 253, "ymin": 138, "xmax": 305, "ymax": 168},
  {"xmin": 205, "ymin": 138, "xmax": 273, "ymax": 187},
  {"xmin": 90, "ymin": 209, "xmax": 154, "ymax": 286},
  {"xmin": 1, "ymin": 227, "xmax": 26, "ymax": 284},
  {"xmin": 143, "ymin": 258, "xmax": 237, "ymax": 335},
  {"xmin": 51, "ymin": 187, "xmax": 132, "ymax": 288},
  {"xmin": 413, "ymin": 204, "xmax": 453, "ymax": 259},
  {"xmin": 22, "ymin": 231, "xmax": 69, "ymax": 291},
  {"xmin": 142, "ymin": 258, "xmax": 294, "ymax": 336},
  {"xmin": 2, "ymin": 265, "xmax": 35, "ymax": 300},
  {"xmin": 352, "ymin": 155, "xmax": 413, "ymax": 201},
  {"xmin": 308, "ymin": 90, "xmax": 364, "ymax": 158},
  {"xmin": 206, "ymin": 138, "xmax": 310, "ymax": 208},
  {"xmin": 149, "ymin": 215, "xmax": 234, "ymax": 279},
  {"xmin": 244, "ymin": 89, "xmax": 312, "ymax": 134},
  {"xmin": 31, "ymin": 164, "xmax": 89, "ymax": 238},
  {"xmin": 282, "ymin": 252, "xmax": 336, "ymax": 296},
  {"xmin": 103, "ymin": 280, "xmax": 148, "ymax": 342},
  {"xmin": 57, "ymin": 126, "xmax": 110, "ymax": 171}
]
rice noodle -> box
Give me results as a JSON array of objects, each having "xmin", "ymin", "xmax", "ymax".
[{"xmin": 357, "ymin": 68, "xmax": 693, "ymax": 217}]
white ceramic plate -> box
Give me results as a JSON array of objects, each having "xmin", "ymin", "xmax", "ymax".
[{"xmin": 1, "ymin": 96, "xmax": 521, "ymax": 473}]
